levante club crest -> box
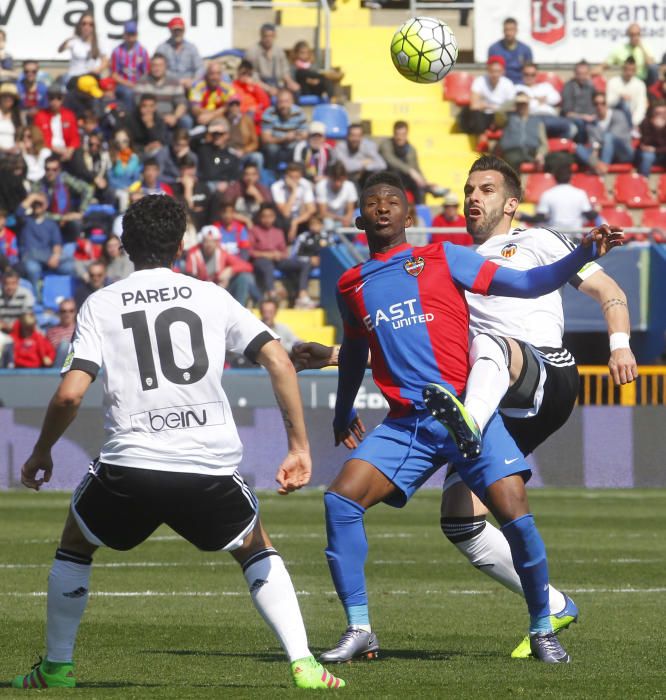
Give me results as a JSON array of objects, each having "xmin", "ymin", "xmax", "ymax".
[
  {"xmin": 404, "ymin": 256, "xmax": 425, "ymax": 276},
  {"xmin": 501, "ymin": 243, "xmax": 518, "ymax": 259}
]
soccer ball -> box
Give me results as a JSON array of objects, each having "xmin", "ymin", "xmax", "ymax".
[{"xmin": 390, "ymin": 17, "xmax": 458, "ymax": 84}]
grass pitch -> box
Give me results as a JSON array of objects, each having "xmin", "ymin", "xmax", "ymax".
[{"xmin": 1, "ymin": 489, "xmax": 665, "ymax": 698}]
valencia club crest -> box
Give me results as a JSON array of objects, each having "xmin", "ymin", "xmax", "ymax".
[
  {"xmin": 404, "ymin": 256, "xmax": 425, "ymax": 276},
  {"xmin": 500, "ymin": 243, "xmax": 518, "ymax": 259}
]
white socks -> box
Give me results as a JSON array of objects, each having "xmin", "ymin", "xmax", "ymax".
[
  {"xmin": 46, "ymin": 551, "xmax": 92, "ymax": 663},
  {"xmin": 451, "ymin": 521, "xmax": 566, "ymax": 614},
  {"xmin": 242, "ymin": 549, "xmax": 311, "ymax": 662},
  {"xmin": 464, "ymin": 334, "xmax": 511, "ymax": 433}
]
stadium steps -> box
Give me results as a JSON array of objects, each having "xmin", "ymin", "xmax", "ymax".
[{"xmin": 253, "ymin": 308, "xmax": 336, "ymax": 345}]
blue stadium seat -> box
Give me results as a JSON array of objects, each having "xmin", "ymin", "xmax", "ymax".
[
  {"xmin": 311, "ymin": 104, "xmax": 350, "ymax": 139},
  {"xmin": 298, "ymin": 95, "xmax": 328, "ymax": 107},
  {"xmin": 42, "ymin": 274, "xmax": 75, "ymax": 312},
  {"xmin": 415, "ymin": 204, "xmax": 433, "ymax": 228}
]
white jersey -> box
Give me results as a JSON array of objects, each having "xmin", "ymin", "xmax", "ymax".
[
  {"xmin": 63, "ymin": 268, "xmax": 277, "ymax": 475},
  {"xmin": 467, "ymin": 227, "xmax": 601, "ymax": 349}
]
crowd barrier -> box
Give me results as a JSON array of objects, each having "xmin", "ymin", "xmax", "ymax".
[{"xmin": 0, "ymin": 369, "xmax": 664, "ymax": 491}]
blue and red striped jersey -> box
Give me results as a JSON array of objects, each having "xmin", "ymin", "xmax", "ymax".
[{"xmin": 337, "ymin": 241, "xmax": 499, "ymax": 417}]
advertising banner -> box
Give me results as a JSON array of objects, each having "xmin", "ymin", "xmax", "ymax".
[
  {"xmin": 474, "ymin": 0, "xmax": 665, "ymax": 64},
  {"xmin": 0, "ymin": 0, "xmax": 232, "ymax": 61}
]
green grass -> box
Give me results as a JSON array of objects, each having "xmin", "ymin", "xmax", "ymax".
[{"xmin": 1, "ymin": 489, "xmax": 666, "ymax": 698}]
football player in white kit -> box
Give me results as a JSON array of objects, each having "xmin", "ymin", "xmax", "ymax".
[
  {"xmin": 292, "ymin": 154, "xmax": 636, "ymax": 660},
  {"xmin": 12, "ymin": 196, "xmax": 345, "ymax": 691}
]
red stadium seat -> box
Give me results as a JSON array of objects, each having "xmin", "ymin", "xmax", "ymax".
[
  {"xmin": 658, "ymin": 174, "xmax": 666, "ymax": 202},
  {"xmin": 443, "ymin": 71, "xmax": 474, "ymax": 106},
  {"xmin": 571, "ymin": 173, "xmax": 613, "ymax": 206},
  {"xmin": 519, "ymin": 162, "xmax": 538, "ymax": 173},
  {"xmin": 524, "ymin": 172, "xmax": 555, "ymax": 203},
  {"xmin": 600, "ymin": 205, "xmax": 633, "ymax": 228},
  {"xmin": 607, "ymin": 163, "xmax": 634, "ymax": 174},
  {"xmin": 547, "ymin": 138, "xmax": 575, "ymax": 153},
  {"xmin": 640, "ymin": 206, "xmax": 666, "ymax": 229},
  {"xmin": 591, "ymin": 74, "xmax": 607, "ymax": 93},
  {"xmin": 536, "ymin": 71, "xmax": 564, "ymax": 93},
  {"xmin": 614, "ymin": 173, "xmax": 658, "ymax": 207}
]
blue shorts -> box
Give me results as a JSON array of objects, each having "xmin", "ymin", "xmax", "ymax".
[{"xmin": 350, "ymin": 410, "xmax": 530, "ymax": 507}]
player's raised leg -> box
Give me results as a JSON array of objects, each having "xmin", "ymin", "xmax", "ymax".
[
  {"xmin": 319, "ymin": 458, "xmax": 396, "ymax": 663},
  {"xmin": 12, "ymin": 509, "xmax": 96, "ymax": 689},
  {"xmin": 440, "ymin": 470, "xmax": 577, "ymax": 658},
  {"xmin": 231, "ymin": 519, "xmax": 345, "ymax": 689}
]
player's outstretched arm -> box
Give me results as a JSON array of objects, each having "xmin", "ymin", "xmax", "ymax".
[
  {"xmin": 333, "ymin": 334, "xmax": 369, "ymax": 450},
  {"xmin": 256, "ymin": 339, "xmax": 312, "ymax": 495},
  {"xmin": 578, "ymin": 270, "xmax": 638, "ymax": 385},
  {"xmin": 487, "ymin": 224, "xmax": 624, "ymax": 299},
  {"xmin": 21, "ymin": 369, "xmax": 93, "ymax": 490}
]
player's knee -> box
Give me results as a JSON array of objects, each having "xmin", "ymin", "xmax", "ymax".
[
  {"xmin": 324, "ymin": 490, "xmax": 366, "ymax": 524},
  {"xmin": 469, "ymin": 333, "xmax": 511, "ymax": 371},
  {"xmin": 440, "ymin": 515, "xmax": 487, "ymax": 544}
]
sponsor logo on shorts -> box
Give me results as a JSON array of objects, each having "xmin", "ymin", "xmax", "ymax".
[{"xmin": 130, "ymin": 401, "xmax": 226, "ymax": 432}]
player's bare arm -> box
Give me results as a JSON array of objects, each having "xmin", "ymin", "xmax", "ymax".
[
  {"xmin": 578, "ymin": 270, "xmax": 638, "ymax": 385},
  {"xmin": 256, "ymin": 338, "xmax": 312, "ymax": 495},
  {"xmin": 333, "ymin": 336, "xmax": 369, "ymax": 450},
  {"xmin": 21, "ymin": 370, "xmax": 93, "ymax": 491}
]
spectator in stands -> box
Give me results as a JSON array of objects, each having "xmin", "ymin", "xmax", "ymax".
[
  {"xmin": 34, "ymin": 85, "xmax": 80, "ymax": 162},
  {"xmin": 213, "ymin": 202, "xmax": 251, "ymax": 257},
  {"xmin": 334, "ymin": 123, "xmax": 386, "ymax": 189},
  {"xmin": 596, "ymin": 23, "xmax": 657, "ymax": 85},
  {"xmin": 66, "ymin": 129, "xmax": 113, "ymax": 204},
  {"xmin": 249, "ymin": 203, "xmax": 313, "ymax": 307},
  {"xmin": 259, "ymin": 298, "xmax": 301, "ymax": 353},
  {"xmin": 260, "ymin": 88, "xmax": 307, "ymax": 174},
  {"xmin": 497, "ymin": 92, "xmax": 547, "ymax": 172},
  {"xmin": 431, "ymin": 194, "xmax": 472, "ymax": 245},
  {"xmin": 58, "ymin": 12, "xmax": 107, "ymax": 86},
  {"xmin": 98, "ymin": 77, "xmax": 125, "ymax": 139},
  {"xmin": 8, "ymin": 310, "xmax": 55, "ymax": 369},
  {"xmin": 225, "ymin": 96, "xmax": 262, "ymax": 170},
  {"xmin": 133, "ymin": 157, "xmax": 173, "ymax": 196},
  {"xmin": 16, "ymin": 192, "xmax": 75, "ymax": 295},
  {"xmin": 0, "ymin": 83, "xmax": 22, "ymax": 157},
  {"xmin": 460, "ymin": 56, "xmax": 515, "ymax": 135},
  {"xmin": 185, "ymin": 224, "xmax": 254, "ymax": 306},
  {"xmin": 17, "ymin": 125, "xmax": 51, "ymax": 183},
  {"xmin": 156, "ymin": 127, "xmax": 198, "ymax": 183},
  {"xmin": 515, "ymin": 62, "xmax": 575, "ymax": 139},
  {"xmin": 110, "ymin": 21, "xmax": 150, "ymax": 111},
  {"xmin": 291, "ymin": 40, "xmax": 344, "ymax": 100},
  {"xmin": 223, "ymin": 162, "xmax": 272, "ymax": 228},
  {"xmin": 16, "ymin": 60, "xmax": 48, "ymax": 121},
  {"xmin": 292, "ymin": 213, "xmax": 332, "ymax": 269},
  {"xmin": 100, "ymin": 233, "xmax": 133, "ymax": 282},
  {"xmin": 75, "ymin": 260, "xmax": 107, "ymax": 307},
  {"xmin": 294, "ymin": 121, "xmax": 334, "ymax": 182},
  {"xmin": 0, "ymin": 153, "xmax": 27, "ymax": 214},
  {"xmin": 0, "ymin": 28, "xmax": 17, "ymax": 82},
  {"xmin": 271, "ymin": 161, "xmax": 316, "ymax": 241},
  {"xmin": 0, "ymin": 267, "xmax": 32, "ymax": 361},
  {"xmin": 315, "ymin": 161, "xmax": 357, "ymax": 231},
  {"xmin": 0, "ymin": 209, "xmax": 18, "ymax": 270},
  {"xmin": 189, "ymin": 61, "xmax": 236, "ymax": 127},
  {"xmin": 196, "ymin": 118, "xmax": 241, "ymax": 194},
  {"xmin": 232, "ymin": 60, "xmax": 271, "ymax": 126},
  {"xmin": 155, "ymin": 16, "xmax": 203, "ymax": 89},
  {"xmin": 516, "ymin": 163, "xmax": 599, "ymax": 232},
  {"xmin": 108, "ymin": 129, "xmax": 141, "ymax": 208},
  {"xmin": 244, "ymin": 23, "xmax": 300, "ymax": 97},
  {"xmin": 575, "ymin": 93, "xmax": 634, "ymax": 174},
  {"xmin": 136, "ymin": 53, "xmax": 191, "ymax": 131},
  {"xmin": 63, "ymin": 74, "xmax": 105, "ymax": 119},
  {"xmin": 487, "ymin": 17, "xmax": 533, "ymax": 84},
  {"xmin": 46, "ymin": 298, "xmax": 76, "ymax": 366},
  {"xmin": 561, "ymin": 60, "xmax": 597, "ymax": 144},
  {"xmin": 36, "ymin": 154, "xmax": 93, "ymax": 242},
  {"xmin": 636, "ymin": 101, "xmax": 666, "ymax": 176},
  {"xmin": 123, "ymin": 92, "xmax": 168, "ymax": 156},
  {"xmin": 606, "ymin": 57, "xmax": 648, "ymax": 129},
  {"xmin": 379, "ymin": 120, "xmax": 447, "ymax": 204},
  {"xmin": 172, "ymin": 155, "xmax": 210, "ymax": 231}
]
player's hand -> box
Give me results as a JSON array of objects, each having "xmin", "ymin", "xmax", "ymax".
[
  {"xmin": 275, "ymin": 448, "xmax": 312, "ymax": 495},
  {"xmin": 21, "ymin": 449, "xmax": 53, "ymax": 491},
  {"xmin": 609, "ymin": 348, "xmax": 638, "ymax": 385},
  {"xmin": 291, "ymin": 342, "xmax": 336, "ymax": 372},
  {"xmin": 334, "ymin": 415, "xmax": 366, "ymax": 449},
  {"xmin": 581, "ymin": 224, "xmax": 624, "ymax": 257}
]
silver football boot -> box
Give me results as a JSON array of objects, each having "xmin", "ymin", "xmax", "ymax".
[{"xmin": 319, "ymin": 626, "xmax": 380, "ymax": 663}]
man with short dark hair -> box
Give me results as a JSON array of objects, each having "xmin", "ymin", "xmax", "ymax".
[
  {"xmin": 74, "ymin": 260, "xmax": 107, "ymax": 308},
  {"xmin": 135, "ymin": 53, "xmax": 191, "ymax": 130},
  {"xmin": 244, "ymin": 23, "xmax": 300, "ymax": 96},
  {"xmin": 196, "ymin": 118, "xmax": 242, "ymax": 194},
  {"xmin": 34, "ymin": 86, "xmax": 80, "ymax": 161},
  {"xmin": 123, "ymin": 93, "xmax": 168, "ymax": 155},
  {"xmin": 334, "ymin": 123, "xmax": 386, "ymax": 188},
  {"xmin": 12, "ymin": 194, "xmax": 344, "ymax": 691},
  {"xmin": 606, "ymin": 56, "xmax": 648, "ymax": 127},
  {"xmin": 260, "ymin": 89, "xmax": 308, "ymax": 173},
  {"xmin": 561, "ymin": 61, "xmax": 596, "ymax": 144},
  {"xmin": 487, "ymin": 17, "xmax": 533, "ymax": 84},
  {"xmin": 17, "ymin": 59, "xmax": 48, "ymax": 120}
]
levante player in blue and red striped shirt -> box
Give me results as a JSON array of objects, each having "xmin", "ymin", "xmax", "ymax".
[{"xmin": 320, "ymin": 171, "xmax": 622, "ymax": 665}]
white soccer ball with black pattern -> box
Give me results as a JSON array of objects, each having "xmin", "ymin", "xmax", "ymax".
[{"xmin": 390, "ymin": 16, "xmax": 458, "ymax": 84}]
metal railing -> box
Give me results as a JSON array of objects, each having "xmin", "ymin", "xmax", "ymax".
[{"xmin": 578, "ymin": 366, "xmax": 666, "ymax": 406}]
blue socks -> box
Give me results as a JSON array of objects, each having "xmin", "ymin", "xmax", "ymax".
[
  {"xmin": 502, "ymin": 514, "xmax": 552, "ymax": 634},
  {"xmin": 324, "ymin": 491, "xmax": 370, "ymax": 627}
]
